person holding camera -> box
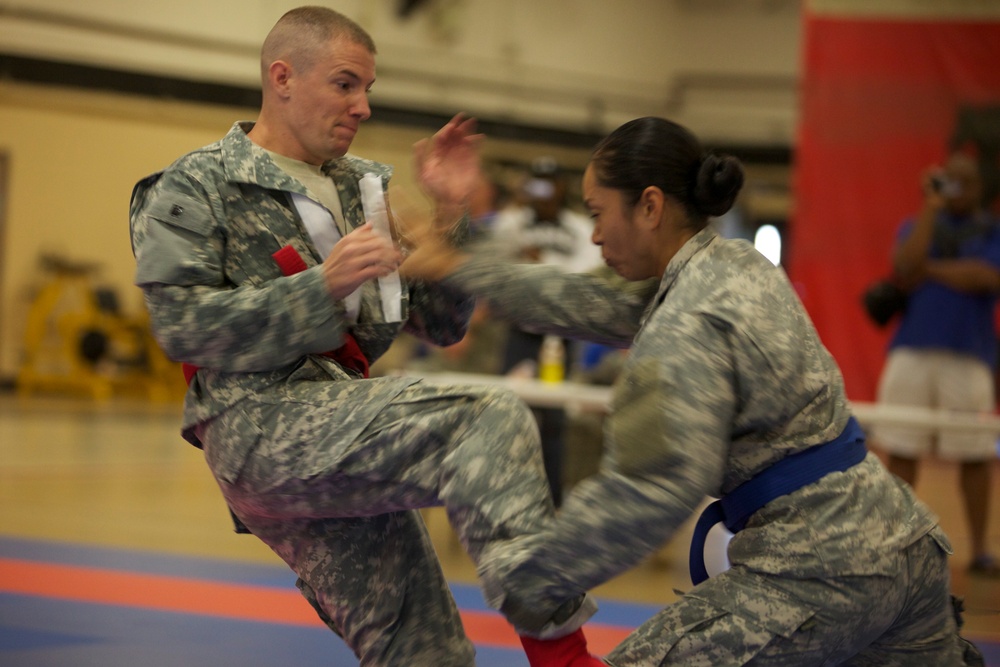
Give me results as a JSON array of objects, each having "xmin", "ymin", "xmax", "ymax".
[{"xmin": 872, "ymin": 151, "xmax": 1000, "ymax": 577}]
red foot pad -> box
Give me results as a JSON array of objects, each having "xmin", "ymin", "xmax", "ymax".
[{"xmin": 519, "ymin": 629, "xmax": 606, "ymax": 667}]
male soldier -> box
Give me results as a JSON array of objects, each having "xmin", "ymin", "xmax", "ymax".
[{"xmin": 129, "ymin": 7, "xmax": 593, "ymax": 665}]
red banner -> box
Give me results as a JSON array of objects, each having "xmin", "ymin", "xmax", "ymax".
[{"xmin": 788, "ymin": 13, "xmax": 1000, "ymax": 401}]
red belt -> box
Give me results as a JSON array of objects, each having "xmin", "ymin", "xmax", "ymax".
[{"xmin": 181, "ymin": 245, "xmax": 370, "ymax": 384}]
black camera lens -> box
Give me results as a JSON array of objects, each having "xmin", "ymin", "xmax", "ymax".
[{"xmin": 930, "ymin": 175, "xmax": 961, "ymax": 197}]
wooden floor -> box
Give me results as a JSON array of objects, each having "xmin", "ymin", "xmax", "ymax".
[{"xmin": 1, "ymin": 392, "xmax": 998, "ymax": 664}]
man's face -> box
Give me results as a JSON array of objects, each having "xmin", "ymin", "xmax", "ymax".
[
  {"xmin": 942, "ymin": 154, "xmax": 983, "ymax": 216},
  {"xmin": 285, "ymin": 37, "xmax": 375, "ymax": 164},
  {"xmin": 524, "ymin": 176, "xmax": 564, "ymax": 222}
]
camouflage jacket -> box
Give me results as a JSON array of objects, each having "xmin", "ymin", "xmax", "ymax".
[
  {"xmin": 130, "ymin": 122, "xmax": 474, "ymax": 447},
  {"xmin": 449, "ymin": 227, "xmax": 940, "ymax": 584}
]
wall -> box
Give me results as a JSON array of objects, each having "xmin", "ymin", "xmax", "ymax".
[
  {"xmin": 0, "ymin": 84, "xmax": 233, "ymax": 377},
  {"xmin": 0, "ymin": 0, "xmax": 804, "ymax": 145}
]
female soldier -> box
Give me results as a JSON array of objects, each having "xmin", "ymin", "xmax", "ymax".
[{"xmin": 403, "ymin": 117, "xmax": 979, "ymax": 665}]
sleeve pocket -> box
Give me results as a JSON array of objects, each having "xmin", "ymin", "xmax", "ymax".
[
  {"xmin": 146, "ymin": 193, "xmax": 214, "ymax": 236},
  {"xmin": 135, "ymin": 192, "xmax": 220, "ymax": 286},
  {"xmin": 608, "ymin": 360, "xmax": 669, "ymax": 474}
]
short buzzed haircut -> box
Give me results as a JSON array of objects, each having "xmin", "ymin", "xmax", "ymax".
[{"xmin": 260, "ymin": 6, "xmax": 376, "ymax": 79}]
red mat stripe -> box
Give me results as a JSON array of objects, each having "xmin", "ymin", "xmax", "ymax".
[{"xmin": 0, "ymin": 557, "xmax": 631, "ymax": 653}]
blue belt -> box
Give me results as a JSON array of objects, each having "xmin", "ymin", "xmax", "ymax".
[{"xmin": 688, "ymin": 416, "xmax": 867, "ymax": 586}]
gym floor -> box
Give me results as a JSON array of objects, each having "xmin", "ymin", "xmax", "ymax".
[{"xmin": 1, "ymin": 394, "xmax": 998, "ymax": 666}]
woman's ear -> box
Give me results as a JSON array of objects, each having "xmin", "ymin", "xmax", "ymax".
[{"xmin": 636, "ymin": 186, "xmax": 666, "ymax": 230}]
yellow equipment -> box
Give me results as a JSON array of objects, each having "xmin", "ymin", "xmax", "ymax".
[{"xmin": 17, "ymin": 254, "xmax": 185, "ymax": 402}]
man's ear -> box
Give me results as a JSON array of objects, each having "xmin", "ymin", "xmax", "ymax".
[{"xmin": 269, "ymin": 60, "xmax": 293, "ymax": 97}]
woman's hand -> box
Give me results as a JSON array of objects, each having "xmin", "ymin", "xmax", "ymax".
[
  {"xmin": 414, "ymin": 113, "xmax": 484, "ymax": 210},
  {"xmin": 393, "ymin": 200, "xmax": 469, "ymax": 283}
]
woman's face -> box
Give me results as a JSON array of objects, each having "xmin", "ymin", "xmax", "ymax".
[{"xmin": 582, "ymin": 164, "xmax": 658, "ymax": 280}]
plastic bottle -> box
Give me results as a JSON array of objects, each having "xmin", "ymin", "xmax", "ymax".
[{"xmin": 538, "ymin": 335, "xmax": 566, "ymax": 384}]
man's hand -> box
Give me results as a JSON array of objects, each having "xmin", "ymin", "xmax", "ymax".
[
  {"xmin": 323, "ymin": 223, "xmax": 403, "ymax": 300},
  {"xmin": 414, "ymin": 113, "xmax": 484, "ymax": 209}
]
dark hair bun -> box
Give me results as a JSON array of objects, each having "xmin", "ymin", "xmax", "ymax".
[{"xmin": 692, "ymin": 154, "xmax": 744, "ymax": 217}]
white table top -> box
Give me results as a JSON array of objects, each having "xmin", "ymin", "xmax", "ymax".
[{"xmin": 403, "ymin": 370, "xmax": 1000, "ymax": 435}]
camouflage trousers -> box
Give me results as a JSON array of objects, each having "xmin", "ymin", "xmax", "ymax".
[
  {"xmin": 604, "ymin": 530, "xmax": 968, "ymax": 666},
  {"xmin": 199, "ymin": 381, "xmax": 555, "ymax": 667}
]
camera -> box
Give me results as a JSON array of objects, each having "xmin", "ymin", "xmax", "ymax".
[{"xmin": 930, "ymin": 174, "xmax": 962, "ymax": 197}]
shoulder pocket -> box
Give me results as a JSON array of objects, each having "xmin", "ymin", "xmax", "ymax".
[
  {"xmin": 147, "ymin": 193, "xmax": 213, "ymax": 236},
  {"xmin": 134, "ymin": 191, "xmax": 219, "ymax": 286}
]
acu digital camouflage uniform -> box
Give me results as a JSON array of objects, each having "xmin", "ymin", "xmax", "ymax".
[
  {"xmin": 129, "ymin": 122, "xmax": 577, "ymax": 666},
  {"xmin": 447, "ymin": 227, "xmax": 971, "ymax": 665}
]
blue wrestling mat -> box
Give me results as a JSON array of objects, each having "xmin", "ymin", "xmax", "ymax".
[{"xmin": 0, "ymin": 536, "xmax": 996, "ymax": 666}]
